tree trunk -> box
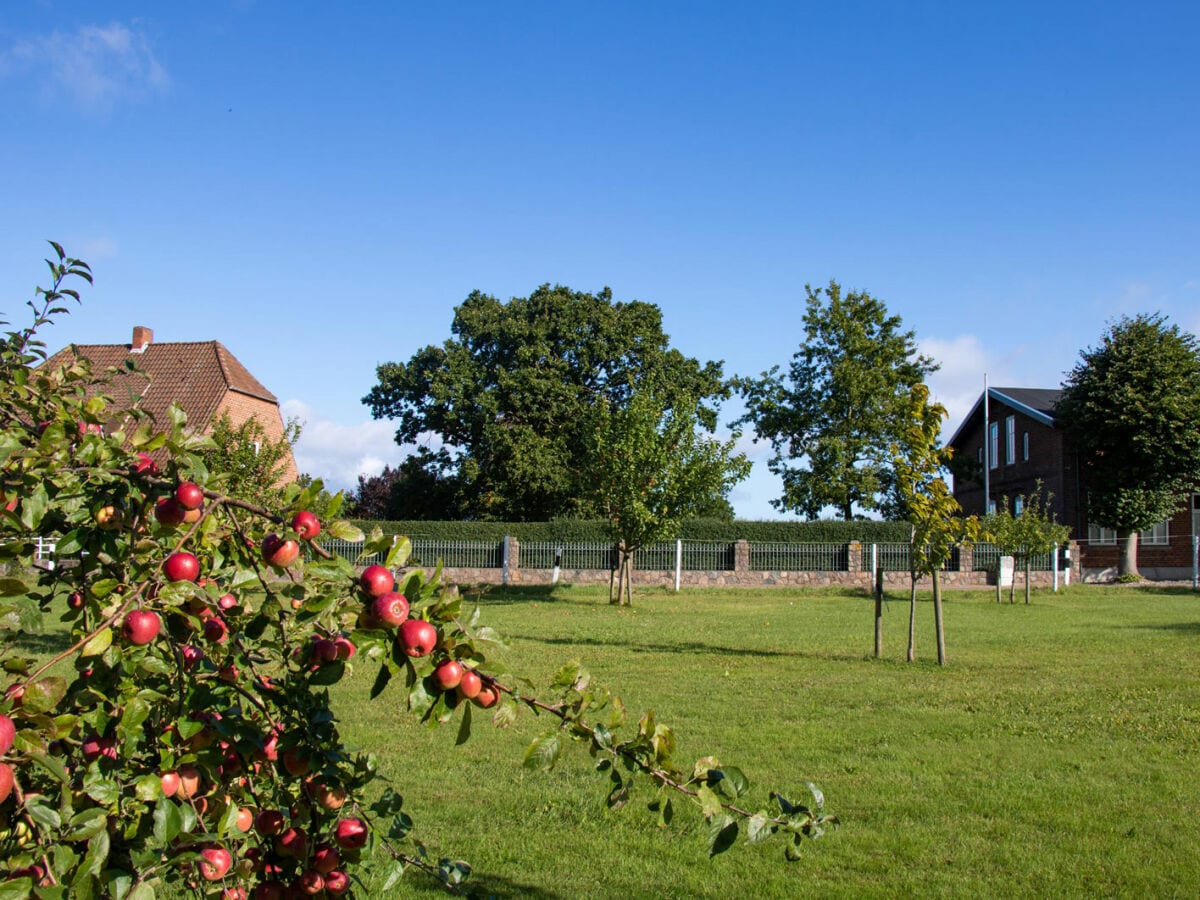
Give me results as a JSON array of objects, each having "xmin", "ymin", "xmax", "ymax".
[
  {"xmin": 1119, "ymin": 530, "xmax": 1140, "ymax": 579},
  {"xmin": 608, "ymin": 544, "xmax": 619, "ymax": 604},
  {"xmin": 623, "ymin": 553, "xmax": 634, "ymax": 606},
  {"xmin": 906, "ymin": 574, "xmax": 917, "ymax": 662},
  {"xmin": 873, "ymin": 568, "xmax": 884, "ymax": 659},
  {"xmin": 933, "ymin": 569, "xmax": 945, "ymax": 667},
  {"xmin": 1008, "ymin": 557, "xmax": 1017, "ymax": 604},
  {"xmin": 1024, "ymin": 556, "xmax": 1032, "ymax": 604}
]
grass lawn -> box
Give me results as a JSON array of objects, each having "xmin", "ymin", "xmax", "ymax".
[{"xmin": 332, "ymin": 583, "xmax": 1200, "ymax": 898}]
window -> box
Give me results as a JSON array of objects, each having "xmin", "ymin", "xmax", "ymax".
[
  {"xmin": 1088, "ymin": 521, "xmax": 1169, "ymax": 546},
  {"xmin": 1141, "ymin": 520, "xmax": 1169, "ymax": 546},
  {"xmin": 989, "ymin": 422, "xmax": 999, "ymax": 470},
  {"xmin": 252, "ymin": 441, "xmax": 262, "ymax": 456},
  {"xmin": 1005, "ymin": 416, "xmax": 1016, "ymax": 465},
  {"xmin": 1014, "ymin": 496, "xmax": 1024, "ymax": 516},
  {"xmin": 1022, "ymin": 432, "xmax": 1029, "ymax": 461},
  {"xmin": 987, "ymin": 500, "xmax": 997, "ymax": 514}
]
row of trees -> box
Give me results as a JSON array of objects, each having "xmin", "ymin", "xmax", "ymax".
[{"xmin": 358, "ymin": 282, "xmax": 1200, "ymax": 580}]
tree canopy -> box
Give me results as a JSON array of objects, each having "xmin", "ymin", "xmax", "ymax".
[
  {"xmin": 1055, "ymin": 313, "xmax": 1200, "ymax": 576},
  {"xmin": 737, "ymin": 281, "xmax": 937, "ymax": 520},
  {"xmin": 586, "ymin": 388, "xmax": 751, "ymax": 604},
  {"xmin": 363, "ymin": 284, "xmax": 729, "ymax": 521},
  {"xmin": 196, "ymin": 412, "xmax": 302, "ymax": 508}
]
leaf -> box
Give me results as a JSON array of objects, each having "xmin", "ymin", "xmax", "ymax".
[
  {"xmin": 325, "ymin": 519, "xmax": 364, "ymax": 542},
  {"xmin": 785, "ymin": 833, "xmax": 805, "ymax": 861},
  {"xmin": 22, "ymin": 675, "xmax": 67, "ymax": 714},
  {"xmin": 27, "ymin": 749, "xmax": 70, "ymax": 784},
  {"xmin": 308, "ymin": 661, "xmax": 345, "ymax": 686},
  {"xmin": 710, "ymin": 766, "xmax": 749, "ymax": 799},
  {"xmin": 523, "ymin": 733, "xmax": 562, "ymax": 772},
  {"xmin": 0, "ymin": 576, "xmax": 34, "ymax": 597},
  {"xmin": 63, "ymin": 807, "xmax": 109, "ymax": 842},
  {"xmin": 747, "ymin": 812, "xmax": 774, "ymax": 843},
  {"xmin": 380, "ymin": 859, "xmax": 406, "ymax": 892},
  {"xmin": 80, "ymin": 627, "xmax": 112, "ymax": 658},
  {"xmin": 491, "ymin": 699, "xmax": 518, "ymax": 729},
  {"xmin": 695, "ymin": 784, "xmax": 723, "ymax": 819},
  {"xmin": 455, "ymin": 701, "xmax": 472, "ymax": 746},
  {"xmin": 385, "ymin": 535, "xmax": 412, "ymax": 568},
  {"xmin": 128, "ymin": 883, "xmax": 156, "ymax": 900},
  {"xmin": 152, "ymin": 800, "xmax": 182, "ymax": 846},
  {"xmin": 26, "ymin": 798, "xmax": 63, "ymax": 831},
  {"xmin": 708, "ymin": 814, "xmax": 738, "ymax": 857},
  {"xmin": 369, "ymin": 662, "xmax": 392, "ymax": 700},
  {"xmin": 658, "ymin": 795, "xmax": 674, "ymax": 828}
]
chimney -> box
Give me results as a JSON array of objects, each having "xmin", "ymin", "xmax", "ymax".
[{"xmin": 131, "ymin": 326, "xmax": 153, "ymax": 353}]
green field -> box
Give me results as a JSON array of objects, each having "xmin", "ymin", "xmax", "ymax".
[{"xmin": 333, "ymin": 583, "xmax": 1200, "ymax": 898}]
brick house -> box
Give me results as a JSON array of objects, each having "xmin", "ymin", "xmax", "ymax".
[
  {"xmin": 42, "ymin": 325, "xmax": 298, "ymax": 483},
  {"xmin": 947, "ymin": 386, "xmax": 1198, "ymax": 581}
]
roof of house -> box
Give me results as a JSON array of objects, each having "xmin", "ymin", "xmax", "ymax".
[
  {"xmin": 946, "ymin": 386, "xmax": 1063, "ymax": 449},
  {"xmin": 41, "ymin": 336, "xmax": 279, "ymax": 431}
]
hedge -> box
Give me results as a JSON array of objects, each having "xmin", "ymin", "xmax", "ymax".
[{"xmin": 349, "ymin": 518, "xmax": 913, "ymax": 544}]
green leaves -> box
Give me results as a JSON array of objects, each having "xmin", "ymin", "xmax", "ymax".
[{"xmin": 523, "ymin": 733, "xmax": 562, "ymax": 772}]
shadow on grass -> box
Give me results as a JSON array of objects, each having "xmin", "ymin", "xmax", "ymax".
[
  {"xmin": 6, "ymin": 630, "xmax": 73, "ymax": 656},
  {"xmin": 402, "ymin": 871, "xmax": 563, "ymax": 899},
  {"xmin": 515, "ymin": 632, "xmax": 864, "ymax": 663},
  {"xmin": 460, "ymin": 584, "xmax": 606, "ymax": 607},
  {"xmin": 1134, "ymin": 621, "xmax": 1200, "ymax": 635}
]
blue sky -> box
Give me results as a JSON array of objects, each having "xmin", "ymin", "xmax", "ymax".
[{"xmin": 3, "ymin": 2, "xmax": 1198, "ymax": 518}]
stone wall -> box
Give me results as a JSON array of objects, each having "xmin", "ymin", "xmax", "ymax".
[{"xmin": 426, "ymin": 539, "xmax": 1083, "ymax": 591}]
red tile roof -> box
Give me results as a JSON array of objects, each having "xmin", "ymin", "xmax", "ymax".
[{"xmin": 41, "ymin": 340, "xmax": 279, "ymax": 432}]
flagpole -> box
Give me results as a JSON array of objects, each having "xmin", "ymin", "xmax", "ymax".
[{"xmin": 983, "ymin": 373, "xmax": 990, "ymax": 514}]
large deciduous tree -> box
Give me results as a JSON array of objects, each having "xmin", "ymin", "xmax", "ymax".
[
  {"xmin": 586, "ymin": 388, "xmax": 751, "ymax": 605},
  {"xmin": 363, "ymin": 285, "xmax": 728, "ymax": 521},
  {"xmin": 1055, "ymin": 314, "xmax": 1200, "ymax": 578},
  {"xmin": 737, "ymin": 281, "xmax": 937, "ymax": 520}
]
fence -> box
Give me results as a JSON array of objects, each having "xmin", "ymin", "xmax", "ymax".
[{"xmin": 318, "ymin": 536, "xmax": 1084, "ymax": 590}]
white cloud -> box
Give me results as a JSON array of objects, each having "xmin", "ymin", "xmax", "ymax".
[
  {"xmin": 81, "ymin": 236, "xmax": 119, "ymax": 260},
  {"xmin": 3, "ymin": 22, "xmax": 168, "ymax": 110},
  {"xmin": 281, "ymin": 400, "xmax": 419, "ymax": 493}
]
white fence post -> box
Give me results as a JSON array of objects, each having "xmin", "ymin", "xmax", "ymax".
[
  {"xmin": 552, "ymin": 546, "xmax": 561, "ymax": 585},
  {"xmin": 674, "ymin": 539, "xmax": 682, "ymax": 592},
  {"xmin": 871, "ymin": 543, "xmax": 877, "ymax": 580},
  {"xmin": 1192, "ymin": 535, "xmax": 1198, "ymax": 591},
  {"xmin": 1052, "ymin": 542, "xmax": 1059, "ymax": 592}
]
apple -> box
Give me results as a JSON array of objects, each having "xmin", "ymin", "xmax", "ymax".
[
  {"xmin": 177, "ymin": 764, "xmax": 202, "ymax": 799},
  {"xmin": 281, "ymin": 747, "xmax": 311, "ymax": 777},
  {"xmin": 474, "ymin": 683, "xmax": 500, "ymax": 709},
  {"xmin": 204, "ymin": 618, "xmax": 229, "ymax": 644},
  {"xmin": 291, "ymin": 510, "xmax": 321, "ymax": 540},
  {"xmin": 218, "ymin": 664, "xmax": 239, "ymax": 683},
  {"xmin": 161, "ymin": 771, "xmax": 181, "ymax": 797},
  {"xmin": 312, "ymin": 638, "xmax": 339, "ymax": 664},
  {"xmin": 309, "ymin": 782, "xmax": 346, "ymax": 811},
  {"xmin": 67, "ymin": 590, "xmax": 85, "ymax": 609},
  {"xmin": 432, "ymin": 659, "xmax": 463, "ymax": 691},
  {"xmin": 311, "ymin": 844, "xmax": 340, "ymax": 874},
  {"xmin": 260, "ymin": 732, "xmax": 281, "ymax": 762},
  {"xmin": 275, "ymin": 826, "xmax": 308, "ymax": 858},
  {"xmin": 236, "ymin": 807, "xmax": 255, "ymax": 832},
  {"xmin": 254, "ymin": 809, "xmax": 286, "ymax": 836},
  {"xmin": 181, "ymin": 645, "xmax": 204, "ymax": 669},
  {"xmin": 122, "ymin": 609, "xmax": 160, "ymax": 645},
  {"xmin": 296, "ymin": 870, "xmax": 324, "ymax": 895},
  {"xmin": 199, "ymin": 845, "xmax": 233, "ymax": 881},
  {"xmin": 333, "ymin": 636, "xmax": 356, "ymax": 660},
  {"xmin": 218, "ymin": 593, "xmax": 238, "ymax": 611},
  {"xmin": 164, "ymin": 552, "xmax": 200, "ymax": 582},
  {"xmin": 457, "ymin": 669, "xmax": 482, "ymax": 700},
  {"xmin": 182, "ymin": 505, "xmax": 203, "ymax": 524},
  {"xmin": 81, "ymin": 734, "xmax": 117, "ymax": 762},
  {"xmin": 262, "ymin": 534, "xmax": 300, "ymax": 567},
  {"xmin": 334, "ymin": 817, "xmax": 368, "ymax": 850},
  {"xmin": 155, "ymin": 497, "xmax": 186, "ymax": 527},
  {"xmin": 371, "ymin": 591, "xmax": 409, "ymax": 628},
  {"xmin": 0, "ymin": 762, "xmax": 14, "ymax": 804},
  {"xmin": 398, "ymin": 618, "xmax": 438, "ymax": 658},
  {"xmin": 175, "ymin": 481, "xmax": 205, "ymax": 511},
  {"xmin": 0, "ymin": 713, "xmax": 14, "ymax": 755},
  {"xmin": 323, "ymin": 871, "xmax": 350, "ymax": 895},
  {"xmin": 133, "ymin": 452, "xmax": 159, "ymax": 476},
  {"xmin": 94, "ymin": 504, "xmax": 120, "ymax": 529},
  {"xmin": 359, "ymin": 564, "xmax": 394, "ymax": 598},
  {"xmin": 223, "ymin": 888, "xmax": 248, "ymax": 900}
]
